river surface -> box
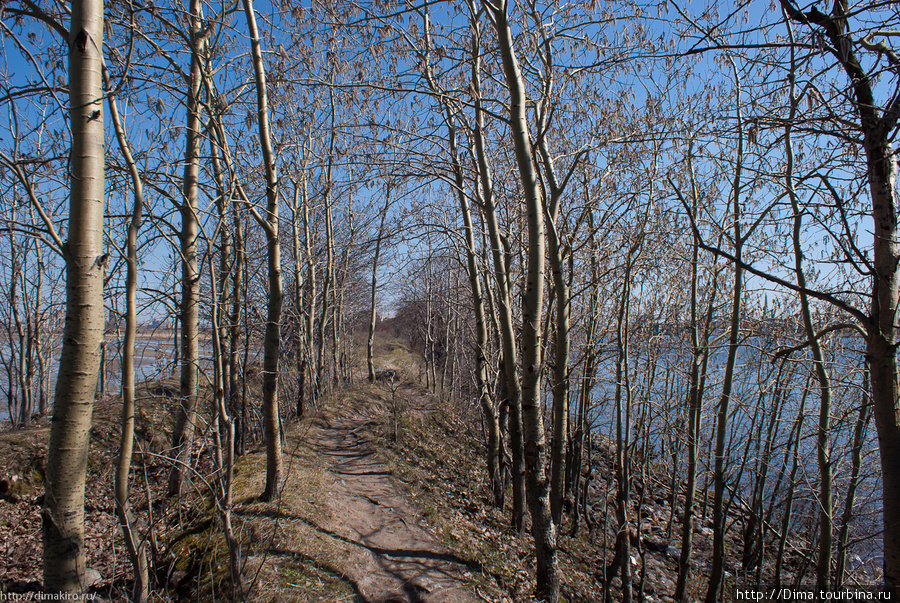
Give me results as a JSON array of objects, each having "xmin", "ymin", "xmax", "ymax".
[{"xmin": 0, "ymin": 335, "xmax": 213, "ymax": 421}]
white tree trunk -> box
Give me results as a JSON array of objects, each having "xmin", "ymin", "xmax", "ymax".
[{"xmin": 43, "ymin": 0, "xmax": 105, "ymax": 592}]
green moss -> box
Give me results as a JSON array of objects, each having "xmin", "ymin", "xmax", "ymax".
[{"xmin": 230, "ymin": 451, "xmax": 266, "ymax": 503}]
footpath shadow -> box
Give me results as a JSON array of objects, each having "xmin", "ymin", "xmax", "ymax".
[{"xmin": 316, "ymin": 407, "xmax": 482, "ymax": 603}]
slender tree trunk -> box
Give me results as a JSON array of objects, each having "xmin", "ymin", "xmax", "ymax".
[
  {"xmin": 705, "ymin": 218, "xmax": 743, "ymax": 603},
  {"xmin": 567, "ymin": 222, "xmax": 598, "ymax": 521},
  {"xmin": 302, "ymin": 186, "xmax": 317, "ymax": 411},
  {"xmin": 705, "ymin": 58, "xmax": 745, "ymax": 603},
  {"xmin": 743, "ymin": 369, "xmax": 787, "ymax": 577},
  {"xmin": 487, "ymin": 2, "xmax": 559, "ymax": 597},
  {"xmin": 459, "ymin": 203, "xmax": 503, "ymax": 507},
  {"xmin": 43, "ymin": 0, "xmax": 105, "ymax": 591},
  {"xmin": 168, "ymin": 0, "xmax": 205, "ymax": 497},
  {"xmin": 614, "ymin": 262, "xmax": 634, "ymax": 603},
  {"xmin": 204, "ymin": 123, "xmax": 254, "ymax": 459},
  {"xmin": 437, "ymin": 93, "xmax": 503, "ymax": 506},
  {"xmin": 10, "ymin": 235, "xmax": 27, "ymax": 425},
  {"xmin": 34, "ymin": 249, "xmax": 47, "ymax": 416},
  {"xmin": 230, "ymin": 198, "xmax": 244, "ymax": 453},
  {"xmin": 21, "ymin": 251, "xmax": 35, "ymax": 421},
  {"xmin": 675, "ymin": 158, "xmax": 704, "ymax": 603},
  {"xmin": 537, "ymin": 143, "xmax": 571, "ymax": 528},
  {"xmin": 440, "ymin": 284, "xmax": 453, "ymax": 394},
  {"xmin": 209, "ymin": 130, "xmax": 233, "ymax": 422},
  {"xmin": 673, "ymin": 151, "xmax": 721, "ymax": 602},
  {"xmin": 468, "ymin": 4, "xmax": 525, "ymax": 530},
  {"xmin": 316, "ymin": 91, "xmax": 336, "ymax": 401},
  {"xmin": 290, "ymin": 182, "xmax": 307, "ymax": 417},
  {"xmin": 241, "ymin": 259, "xmax": 250, "ymax": 455},
  {"xmin": 334, "ymin": 202, "xmax": 352, "ymax": 385},
  {"xmin": 367, "ymin": 185, "xmax": 391, "ymax": 383},
  {"xmin": 106, "ymin": 67, "xmax": 150, "ymax": 603},
  {"xmin": 785, "ymin": 74, "xmax": 833, "ymax": 590},
  {"xmin": 780, "ymin": 4, "xmax": 900, "ymax": 591},
  {"xmin": 172, "ymin": 304, "xmax": 178, "ymax": 374},
  {"xmin": 208, "ymin": 251, "xmax": 242, "ymax": 597},
  {"xmin": 567, "ymin": 355, "xmax": 593, "ymax": 536},
  {"xmin": 2, "ymin": 220, "xmax": 17, "ymax": 428},
  {"xmin": 775, "ymin": 382, "xmax": 808, "ymax": 586},
  {"xmin": 423, "ymin": 264, "xmax": 434, "ymax": 391},
  {"xmin": 836, "ymin": 368, "xmax": 870, "ymax": 585},
  {"xmin": 242, "ymin": 0, "xmax": 283, "ymax": 501}
]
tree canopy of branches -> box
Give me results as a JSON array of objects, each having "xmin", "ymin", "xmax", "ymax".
[{"xmin": 0, "ymin": 0, "xmax": 897, "ymax": 599}]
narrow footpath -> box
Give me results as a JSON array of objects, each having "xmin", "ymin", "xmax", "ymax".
[
  {"xmin": 237, "ymin": 386, "xmax": 494, "ymax": 602},
  {"xmin": 316, "ymin": 401, "xmax": 481, "ymax": 603}
]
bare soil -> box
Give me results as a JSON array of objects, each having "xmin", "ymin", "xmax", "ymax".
[
  {"xmin": 316, "ymin": 400, "xmax": 484, "ymax": 601},
  {"xmin": 234, "ymin": 382, "xmax": 505, "ymax": 603}
]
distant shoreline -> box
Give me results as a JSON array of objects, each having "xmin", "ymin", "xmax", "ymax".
[{"xmin": 109, "ymin": 327, "xmax": 213, "ymax": 343}]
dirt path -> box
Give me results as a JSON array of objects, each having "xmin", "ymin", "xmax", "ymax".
[{"xmin": 316, "ymin": 403, "xmax": 481, "ymax": 603}]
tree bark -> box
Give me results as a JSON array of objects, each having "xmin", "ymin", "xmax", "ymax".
[
  {"xmin": 43, "ymin": 0, "xmax": 105, "ymax": 592},
  {"xmin": 242, "ymin": 0, "xmax": 283, "ymax": 501},
  {"xmin": 485, "ymin": 1, "xmax": 559, "ymax": 597}
]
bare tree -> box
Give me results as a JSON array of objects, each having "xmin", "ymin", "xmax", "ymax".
[
  {"xmin": 367, "ymin": 182, "xmax": 393, "ymax": 383},
  {"xmin": 167, "ymin": 0, "xmax": 208, "ymax": 497},
  {"xmin": 777, "ymin": 2, "xmax": 900, "ymax": 591},
  {"xmin": 482, "ymin": 0, "xmax": 559, "ymax": 597},
  {"xmin": 241, "ymin": 0, "xmax": 284, "ymax": 500},
  {"xmin": 105, "ymin": 65, "xmax": 151, "ymax": 602},
  {"xmin": 467, "ymin": 0, "xmax": 527, "ymax": 531},
  {"xmin": 43, "ymin": 0, "xmax": 106, "ymax": 592}
]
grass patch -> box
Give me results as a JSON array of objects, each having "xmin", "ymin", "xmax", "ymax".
[{"xmin": 226, "ymin": 415, "xmax": 358, "ymax": 602}]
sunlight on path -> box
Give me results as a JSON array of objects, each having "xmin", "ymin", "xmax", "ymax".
[{"xmin": 317, "ymin": 406, "xmax": 482, "ymax": 603}]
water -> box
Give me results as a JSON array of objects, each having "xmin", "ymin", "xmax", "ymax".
[
  {"xmin": 578, "ymin": 329, "xmax": 883, "ymax": 569},
  {"xmin": 0, "ymin": 336, "xmax": 212, "ymax": 422}
]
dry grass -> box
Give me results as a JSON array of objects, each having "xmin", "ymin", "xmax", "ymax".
[
  {"xmin": 2, "ymin": 334, "xmax": 820, "ymax": 602},
  {"xmin": 226, "ymin": 407, "xmax": 358, "ymax": 602},
  {"xmin": 369, "ymin": 392, "xmax": 547, "ymax": 601}
]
